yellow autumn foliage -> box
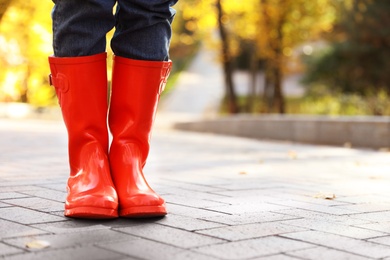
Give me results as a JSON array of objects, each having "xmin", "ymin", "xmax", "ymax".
[
  {"xmin": 0, "ymin": 0, "xmax": 337, "ymax": 106},
  {"xmin": 0, "ymin": 0, "xmax": 54, "ymax": 106}
]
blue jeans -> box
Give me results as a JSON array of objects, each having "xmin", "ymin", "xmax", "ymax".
[{"xmin": 52, "ymin": 0, "xmax": 178, "ymax": 61}]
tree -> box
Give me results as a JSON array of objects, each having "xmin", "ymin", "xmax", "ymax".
[
  {"xmin": 180, "ymin": 0, "xmax": 336, "ymax": 114},
  {"xmin": 246, "ymin": 0, "xmax": 336, "ymax": 113},
  {"xmin": 303, "ymin": 0, "xmax": 390, "ymax": 97},
  {"xmin": 0, "ymin": 0, "xmax": 54, "ymax": 105},
  {"xmin": 0, "ymin": 0, "xmax": 12, "ymax": 22},
  {"xmin": 216, "ymin": 0, "xmax": 239, "ymax": 113},
  {"xmin": 178, "ymin": 0, "xmax": 241, "ymax": 113}
]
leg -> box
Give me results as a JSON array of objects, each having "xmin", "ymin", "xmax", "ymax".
[
  {"xmin": 52, "ymin": 0, "xmax": 116, "ymax": 57},
  {"xmin": 109, "ymin": 0, "xmax": 177, "ymax": 217},
  {"xmin": 111, "ymin": 0, "xmax": 178, "ymax": 61},
  {"xmin": 49, "ymin": 0, "xmax": 118, "ymax": 218},
  {"xmin": 109, "ymin": 57, "xmax": 172, "ymax": 217}
]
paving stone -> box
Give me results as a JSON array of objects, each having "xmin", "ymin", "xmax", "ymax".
[
  {"xmin": 159, "ymin": 187, "xmax": 230, "ymax": 202},
  {"xmin": 351, "ymin": 211, "xmax": 390, "ymax": 222},
  {"xmin": 0, "ymin": 201, "xmax": 12, "ymax": 208},
  {"xmin": 98, "ymin": 217, "xmax": 164, "ymax": 229},
  {"xmin": 281, "ymin": 218, "xmax": 386, "ymax": 239},
  {"xmin": 287, "ymin": 246, "xmax": 370, "ymax": 260},
  {"xmin": 37, "ymin": 183, "xmax": 67, "ymax": 192},
  {"xmin": 4, "ymin": 229, "xmax": 137, "ymax": 251},
  {"xmin": 206, "ymin": 202, "xmax": 290, "ymax": 215},
  {"xmin": 164, "ymin": 194, "xmax": 228, "ymax": 208},
  {"xmin": 269, "ymin": 200, "xmax": 359, "ymax": 215},
  {"xmin": 115, "ymin": 223, "xmax": 225, "ymax": 249},
  {"xmin": 0, "ymin": 219, "xmax": 48, "ymax": 239},
  {"xmin": 267, "ymin": 192, "xmax": 353, "ymax": 207},
  {"xmin": 256, "ymin": 255, "xmax": 304, "ymax": 260},
  {"xmin": 99, "ymin": 237, "xmax": 186, "ymax": 260},
  {"xmin": 196, "ymin": 222, "xmax": 307, "ymax": 241},
  {"xmin": 275, "ymin": 208, "xmax": 372, "ymax": 225},
  {"xmin": 0, "ymin": 186, "xmax": 43, "ymax": 192},
  {"xmin": 3, "ymin": 197, "xmax": 64, "ymax": 212},
  {"xmin": 207, "ymin": 187, "xmax": 346, "ymax": 207},
  {"xmin": 0, "ymin": 242, "xmax": 24, "ymax": 256},
  {"xmin": 156, "ymin": 180, "xmax": 227, "ymax": 193},
  {"xmin": 198, "ymin": 193, "xmax": 279, "ymax": 206},
  {"xmin": 201, "ymin": 211, "xmax": 300, "ymax": 225},
  {"xmin": 282, "ymin": 230, "xmax": 390, "ymax": 258},
  {"xmin": 194, "ymin": 236, "xmax": 314, "ymax": 260},
  {"xmin": 334, "ymin": 203, "xmax": 390, "ymax": 213},
  {"xmin": 3, "ymin": 245, "xmax": 125, "ymax": 260},
  {"xmin": 166, "ymin": 250, "xmax": 220, "ymax": 260},
  {"xmin": 0, "ymin": 192, "xmax": 29, "ymax": 200},
  {"xmin": 337, "ymin": 195, "xmax": 390, "ymax": 204},
  {"xmin": 154, "ymin": 213, "xmax": 227, "ymax": 231},
  {"xmin": 19, "ymin": 189, "xmax": 66, "ymax": 203},
  {"xmin": 356, "ymin": 221, "xmax": 390, "ymax": 234},
  {"xmin": 368, "ymin": 236, "xmax": 390, "ymax": 247},
  {"xmin": 209, "ymin": 179, "xmax": 282, "ymax": 191},
  {"xmin": 0, "ymin": 207, "xmax": 64, "ymax": 224},
  {"xmin": 48, "ymin": 210, "xmax": 66, "ymax": 217},
  {"xmin": 31, "ymin": 220, "xmax": 113, "ymax": 234},
  {"xmin": 166, "ymin": 203, "xmax": 230, "ymax": 218}
]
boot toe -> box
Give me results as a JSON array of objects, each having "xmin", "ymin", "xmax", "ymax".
[
  {"xmin": 119, "ymin": 193, "xmax": 166, "ymax": 218},
  {"xmin": 65, "ymin": 194, "xmax": 118, "ymax": 218}
]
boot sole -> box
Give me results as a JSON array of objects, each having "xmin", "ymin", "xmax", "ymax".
[
  {"xmin": 65, "ymin": 207, "xmax": 118, "ymax": 219},
  {"xmin": 119, "ymin": 205, "xmax": 167, "ymax": 218}
]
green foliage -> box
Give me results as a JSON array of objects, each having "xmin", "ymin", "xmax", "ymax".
[
  {"xmin": 303, "ymin": 0, "xmax": 390, "ymax": 96},
  {"xmin": 221, "ymin": 91, "xmax": 390, "ymax": 116}
]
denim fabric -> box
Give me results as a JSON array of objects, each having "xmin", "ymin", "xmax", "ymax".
[{"xmin": 52, "ymin": 0, "xmax": 178, "ymax": 61}]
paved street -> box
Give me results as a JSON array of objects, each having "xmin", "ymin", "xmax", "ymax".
[
  {"xmin": 1, "ymin": 117, "xmax": 390, "ymax": 259},
  {"xmin": 1, "ymin": 48, "xmax": 390, "ymax": 259}
]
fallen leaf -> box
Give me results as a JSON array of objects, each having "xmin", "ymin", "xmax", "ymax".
[
  {"xmin": 288, "ymin": 150, "xmax": 297, "ymax": 159},
  {"xmin": 343, "ymin": 142, "xmax": 352, "ymax": 148},
  {"xmin": 314, "ymin": 192, "xmax": 336, "ymax": 200},
  {"xmin": 25, "ymin": 240, "xmax": 50, "ymax": 249}
]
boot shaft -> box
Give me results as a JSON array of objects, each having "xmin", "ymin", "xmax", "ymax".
[
  {"xmin": 48, "ymin": 53, "xmax": 110, "ymax": 172},
  {"xmin": 109, "ymin": 56, "xmax": 172, "ymax": 163}
]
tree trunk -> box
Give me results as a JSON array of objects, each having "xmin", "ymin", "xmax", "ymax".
[
  {"xmin": 259, "ymin": 0, "xmax": 286, "ymax": 114},
  {"xmin": 247, "ymin": 43, "xmax": 258, "ymax": 113},
  {"xmin": 273, "ymin": 64, "xmax": 285, "ymax": 113},
  {"xmin": 260, "ymin": 0, "xmax": 274, "ymax": 113},
  {"xmin": 273, "ymin": 5, "xmax": 286, "ymax": 114},
  {"xmin": 216, "ymin": 0, "xmax": 239, "ymax": 114},
  {"xmin": 20, "ymin": 63, "xmax": 30, "ymax": 103},
  {"xmin": 0, "ymin": 0, "xmax": 13, "ymax": 22},
  {"xmin": 263, "ymin": 64, "xmax": 274, "ymax": 113}
]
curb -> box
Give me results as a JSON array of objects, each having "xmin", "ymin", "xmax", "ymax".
[{"xmin": 174, "ymin": 114, "xmax": 390, "ymax": 150}]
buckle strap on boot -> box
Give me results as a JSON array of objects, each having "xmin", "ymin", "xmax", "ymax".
[
  {"xmin": 49, "ymin": 73, "xmax": 69, "ymax": 93},
  {"xmin": 49, "ymin": 73, "xmax": 70, "ymax": 106},
  {"xmin": 158, "ymin": 61, "xmax": 172, "ymax": 95}
]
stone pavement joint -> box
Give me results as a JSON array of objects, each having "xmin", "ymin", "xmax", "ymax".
[{"xmin": 1, "ymin": 118, "xmax": 390, "ymax": 260}]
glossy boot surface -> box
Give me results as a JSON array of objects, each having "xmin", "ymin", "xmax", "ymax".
[
  {"xmin": 49, "ymin": 53, "xmax": 118, "ymax": 218},
  {"xmin": 109, "ymin": 56, "xmax": 171, "ymax": 217}
]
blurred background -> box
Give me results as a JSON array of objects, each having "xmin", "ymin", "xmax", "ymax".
[{"xmin": 0, "ymin": 0, "xmax": 389, "ymax": 117}]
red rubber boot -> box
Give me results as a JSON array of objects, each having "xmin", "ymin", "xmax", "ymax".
[
  {"xmin": 49, "ymin": 53, "xmax": 118, "ymax": 218},
  {"xmin": 109, "ymin": 56, "xmax": 172, "ymax": 217}
]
